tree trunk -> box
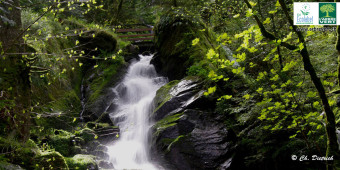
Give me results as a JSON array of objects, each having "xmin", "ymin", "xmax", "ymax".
[
  {"xmin": 336, "ymin": 26, "xmax": 340, "ymax": 86},
  {"xmin": 0, "ymin": 0, "xmax": 31, "ymax": 142},
  {"xmin": 115, "ymin": 0, "xmax": 124, "ymax": 24},
  {"xmin": 278, "ymin": 1, "xmax": 339, "ymax": 169},
  {"xmin": 173, "ymin": 0, "xmax": 177, "ymax": 7}
]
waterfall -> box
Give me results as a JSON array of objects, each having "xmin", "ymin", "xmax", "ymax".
[
  {"xmin": 222, "ymin": 45, "xmax": 239, "ymax": 67},
  {"xmin": 107, "ymin": 54, "xmax": 167, "ymax": 170}
]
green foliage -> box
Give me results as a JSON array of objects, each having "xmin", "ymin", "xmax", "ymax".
[{"xmin": 0, "ymin": 138, "xmax": 39, "ymax": 169}]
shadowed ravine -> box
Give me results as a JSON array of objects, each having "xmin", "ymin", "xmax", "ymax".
[{"xmin": 107, "ymin": 54, "xmax": 167, "ymax": 169}]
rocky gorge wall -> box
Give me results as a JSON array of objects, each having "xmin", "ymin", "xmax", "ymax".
[{"xmin": 150, "ymin": 8, "xmax": 236, "ymax": 170}]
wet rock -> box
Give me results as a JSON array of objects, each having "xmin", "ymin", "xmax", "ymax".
[
  {"xmin": 86, "ymin": 122, "xmax": 119, "ymax": 144},
  {"xmin": 90, "ymin": 150, "xmax": 109, "ymax": 160},
  {"xmin": 142, "ymin": 51, "xmax": 152, "ymax": 56},
  {"xmin": 152, "ymin": 77, "xmax": 213, "ymax": 121},
  {"xmin": 82, "ymin": 61, "xmax": 127, "ymax": 123},
  {"xmin": 82, "ymin": 90, "xmax": 117, "ymax": 123},
  {"xmin": 152, "ymin": 109, "xmax": 234, "ymax": 170},
  {"xmin": 124, "ymin": 44, "xmax": 140, "ymax": 62},
  {"xmin": 0, "ymin": 162, "xmax": 24, "ymax": 170},
  {"xmin": 98, "ymin": 160, "xmax": 114, "ymax": 169},
  {"xmin": 152, "ymin": 78, "xmax": 235, "ymax": 170}
]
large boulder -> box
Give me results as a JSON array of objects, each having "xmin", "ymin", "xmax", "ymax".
[
  {"xmin": 66, "ymin": 154, "xmax": 99, "ymax": 170},
  {"xmin": 47, "ymin": 130, "xmax": 79, "ymax": 157},
  {"xmin": 151, "ymin": 77, "xmax": 235, "ymax": 170},
  {"xmin": 35, "ymin": 151, "xmax": 69, "ymax": 170},
  {"xmin": 152, "ymin": 76, "xmax": 210, "ymax": 121},
  {"xmin": 78, "ymin": 30, "xmax": 117, "ymax": 56},
  {"xmin": 151, "ymin": 8, "xmax": 224, "ymax": 80},
  {"xmin": 82, "ymin": 56, "xmax": 127, "ymax": 122}
]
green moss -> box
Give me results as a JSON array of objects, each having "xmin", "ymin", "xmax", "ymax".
[
  {"xmin": 75, "ymin": 128, "xmax": 96, "ymax": 143},
  {"xmin": 154, "ymin": 8, "xmax": 226, "ymax": 79},
  {"xmin": 48, "ymin": 130, "xmax": 77, "ymax": 157},
  {"xmin": 33, "ymin": 90, "xmax": 81, "ymax": 131},
  {"xmin": 153, "ymin": 80, "xmax": 180, "ymax": 113},
  {"xmin": 0, "ymin": 138, "xmax": 39, "ymax": 169},
  {"xmin": 35, "ymin": 151, "xmax": 68, "ymax": 170},
  {"xmin": 166, "ymin": 135, "xmax": 185, "ymax": 152},
  {"xmin": 65, "ymin": 154, "xmax": 98, "ymax": 170},
  {"xmin": 153, "ymin": 113, "xmax": 184, "ymax": 138},
  {"xmin": 87, "ymin": 55, "xmax": 125, "ymax": 103},
  {"xmin": 51, "ymin": 90, "xmax": 81, "ymax": 112},
  {"xmin": 86, "ymin": 122, "xmax": 110, "ymax": 129}
]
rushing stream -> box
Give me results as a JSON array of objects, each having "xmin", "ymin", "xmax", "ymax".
[{"xmin": 107, "ymin": 54, "xmax": 167, "ymax": 169}]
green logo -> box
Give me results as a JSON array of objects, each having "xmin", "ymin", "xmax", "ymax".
[{"xmin": 319, "ymin": 3, "xmax": 336, "ymax": 24}]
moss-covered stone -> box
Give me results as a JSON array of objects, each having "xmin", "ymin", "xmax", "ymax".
[
  {"xmin": 35, "ymin": 151, "xmax": 68, "ymax": 170},
  {"xmin": 48, "ymin": 130, "xmax": 78, "ymax": 157},
  {"xmin": 86, "ymin": 122, "xmax": 111, "ymax": 129},
  {"xmin": 87, "ymin": 56, "xmax": 125, "ymax": 103},
  {"xmin": 81, "ymin": 54, "xmax": 126, "ymax": 122},
  {"xmin": 0, "ymin": 161, "xmax": 24, "ymax": 170},
  {"xmin": 76, "ymin": 128, "xmax": 96, "ymax": 143},
  {"xmin": 78, "ymin": 29, "xmax": 116, "ymax": 52},
  {"xmin": 152, "ymin": 8, "xmax": 225, "ymax": 80},
  {"xmin": 166, "ymin": 135, "xmax": 185, "ymax": 152},
  {"xmin": 65, "ymin": 154, "xmax": 98, "ymax": 170},
  {"xmin": 153, "ymin": 80, "xmax": 180, "ymax": 113},
  {"xmin": 153, "ymin": 113, "xmax": 183, "ymax": 138}
]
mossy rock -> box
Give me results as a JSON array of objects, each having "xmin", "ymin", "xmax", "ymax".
[
  {"xmin": 152, "ymin": 8, "xmax": 225, "ymax": 80},
  {"xmin": 34, "ymin": 151, "xmax": 68, "ymax": 170},
  {"xmin": 48, "ymin": 130, "xmax": 78, "ymax": 157},
  {"xmin": 78, "ymin": 30, "xmax": 117, "ymax": 55},
  {"xmin": 0, "ymin": 138, "xmax": 39, "ymax": 169},
  {"xmin": 75, "ymin": 128, "xmax": 96, "ymax": 143},
  {"xmin": 153, "ymin": 80, "xmax": 180, "ymax": 113},
  {"xmin": 66, "ymin": 154, "xmax": 98, "ymax": 170},
  {"xmin": 0, "ymin": 161, "xmax": 24, "ymax": 170},
  {"xmin": 153, "ymin": 113, "xmax": 184, "ymax": 139},
  {"xmin": 85, "ymin": 122, "xmax": 111, "ymax": 129},
  {"xmin": 82, "ymin": 55, "xmax": 126, "ymax": 122}
]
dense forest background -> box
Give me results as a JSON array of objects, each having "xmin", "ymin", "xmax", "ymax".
[{"xmin": 0, "ymin": 0, "xmax": 339, "ymax": 169}]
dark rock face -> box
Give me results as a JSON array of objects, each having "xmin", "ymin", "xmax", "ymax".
[
  {"xmin": 152, "ymin": 77, "xmax": 204, "ymax": 121},
  {"xmin": 82, "ymin": 63, "xmax": 127, "ymax": 123},
  {"xmin": 151, "ymin": 11, "xmax": 205, "ymax": 81},
  {"xmin": 78, "ymin": 30, "xmax": 117, "ymax": 56},
  {"xmin": 151, "ymin": 78, "xmax": 235, "ymax": 170},
  {"xmin": 123, "ymin": 44, "xmax": 140, "ymax": 62}
]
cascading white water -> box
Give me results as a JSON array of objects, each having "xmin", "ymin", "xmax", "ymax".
[{"xmin": 107, "ymin": 54, "xmax": 167, "ymax": 170}]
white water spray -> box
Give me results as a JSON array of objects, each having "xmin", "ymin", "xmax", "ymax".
[{"xmin": 107, "ymin": 54, "xmax": 167, "ymax": 170}]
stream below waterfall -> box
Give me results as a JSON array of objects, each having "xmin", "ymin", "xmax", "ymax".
[{"xmin": 107, "ymin": 54, "xmax": 167, "ymax": 170}]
